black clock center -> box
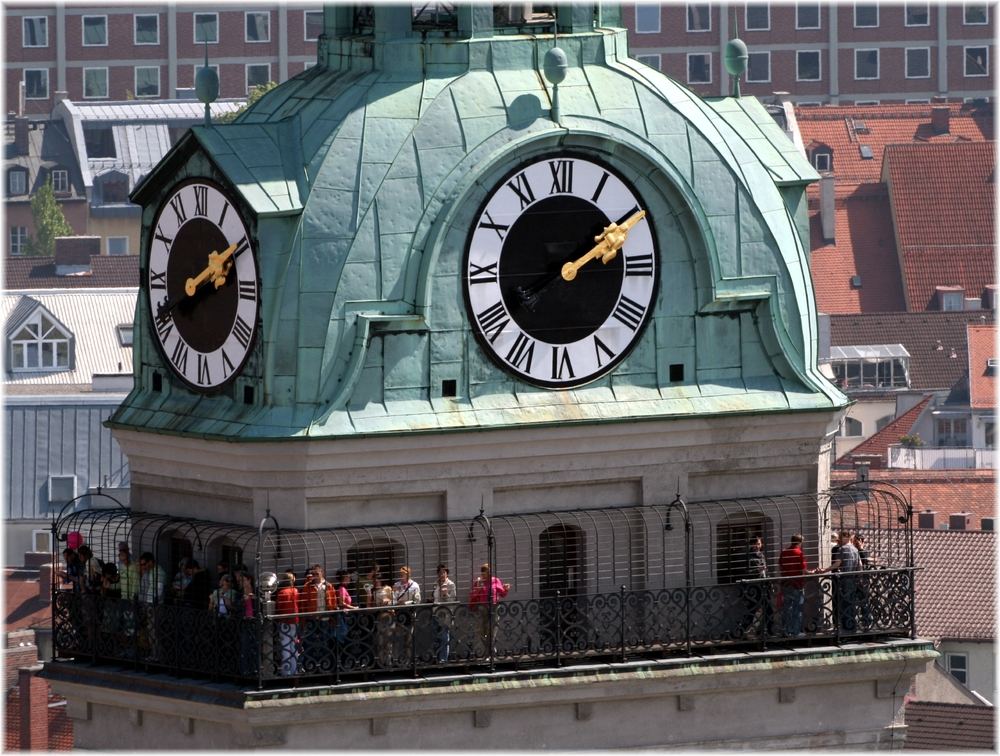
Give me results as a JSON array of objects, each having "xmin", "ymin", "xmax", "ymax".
[
  {"xmin": 499, "ymin": 195, "xmax": 623, "ymax": 345},
  {"xmin": 168, "ymin": 219, "xmax": 238, "ymax": 354}
]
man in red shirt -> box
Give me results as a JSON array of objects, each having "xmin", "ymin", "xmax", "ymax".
[
  {"xmin": 778, "ymin": 534, "xmax": 809, "ymax": 636},
  {"xmin": 275, "ymin": 571, "xmax": 300, "ymax": 676}
]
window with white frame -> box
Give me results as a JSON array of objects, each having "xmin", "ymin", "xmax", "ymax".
[
  {"xmin": 305, "ymin": 9, "xmax": 324, "ymax": 40},
  {"xmin": 747, "ymin": 52, "xmax": 770, "ymax": 82},
  {"xmin": 797, "ymin": 50, "xmax": 821, "ymax": 81},
  {"xmin": 946, "ymin": 653, "xmax": 967, "ymax": 684},
  {"xmin": 855, "ymin": 48, "xmax": 879, "ymax": 79},
  {"xmin": 82, "ymin": 15, "xmax": 107, "ymax": 46},
  {"xmin": 246, "ymin": 11, "xmax": 270, "ymax": 42},
  {"xmin": 687, "ymin": 53, "xmax": 711, "ymax": 84},
  {"xmin": 936, "ymin": 417, "xmax": 969, "ymax": 446},
  {"xmin": 854, "ymin": 3, "xmax": 878, "ymax": 27},
  {"xmin": 24, "ymin": 69, "xmax": 49, "ymax": 99},
  {"xmin": 83, "ymin": 67, "xmax": 108, "ymax": 98},
  {"xmin": 796, "ymin": 3, "xmax": 820, "ymax": 29},
  {"xmin": 8, "ymin": 169, "xmax": 28, "ymax": 195},
  {"xmin": 246, "ymin": 64, "xmax": 271, "ymax": 93},
  {"xmin": 635, "ymin": 4, "xmax": 661, "ymax": 32},
  {"xmin": 905, "ymin": 2, "xmax": 929, "ymax": 25},
  {"xmin": 840, "ymin": 417, "xmax": 863, "ymax": 437},
  {"xmin": 135, "ymin": 14, "xmax": 159, "ymax": 45},
  {"xmin": 135, "ymin": 66, "xmax": 160, "ymax": 97},
  {"xmin": 965, "ymin": 46, "xmax": 989, "ymax": 77},
  {"xmin": 813, "ymin": 152, "xmax": 831, "ymax": 171},
  {"xmin": 687, "ymin": 3, "xmax": 711, "ymax": 31},
  {"xmin": 194, "ymin": 12, "xmax": 218, "ymax": 43},
  {"xmin": 745, "ymin": 3, "xmax": 769, "ymax": 30},
  {"xmin": 940, "ymin": 290, "xmax": 964, "ymax": 310},
  {"xmin": 107, "ymin": 236, "xmax": 129, "ymax": 256},
  {"xmin": 23, "ymin": 16, "xmax": 48, "ymax": 47},
  {"xmin": 51, "ymin": 169, "xmax": 69, "ymax": 193},
  {"xmin": 906, "ymin": 47, "xmax": 930, "ymax": 78},
  {"xmin": 10, "ymin": 226, "xmax": 29, "ymax": 256},
  {"xmin": 636, "ymin": 54, "xmax": 662, "ymax": 71},
  {"xmin": 964, "ymin": 4, "xmax": 988, "ymax": 24},
  {"xmin": 10, "ymin": 310, "xmax": 72, "ymax": 371}
]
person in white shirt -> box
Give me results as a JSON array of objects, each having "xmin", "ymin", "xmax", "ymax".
[
  {"xmin": 392, "ymin": 566, "xmax": 421, "ymax": 605},
  {"xmin": 432, "ymin": 564, "xmax": 456, "ymax": 662}
]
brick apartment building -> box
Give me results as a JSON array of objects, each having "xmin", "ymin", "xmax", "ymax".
[
  {"xmin": 625, "ymin": 2, "xmax": 994, "ymax": 105},
  {"xmin": 5, "ymin": 5, "xmax": 321, "ymax": 115}
]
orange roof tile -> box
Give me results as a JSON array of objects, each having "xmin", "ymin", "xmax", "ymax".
[
  {"xmin": 4, "ymin": 572, "xmax": 51, "ymax": 633},
  {"xmin": 967, "ymin": 324, "xmax": 997, "ymax": 410},
  {"xmin": 809, "ymin": 191, "xmax": 905, "ymax": 314},
  {"xmin": 904, "ymin": 701, "xmax": 997, "ymax": 749},
  {"xmin": 884, "ymin": 141, "xmax": 996, "ymax": 311},
  {"xmin": 796, "ymin": 102, "xmax": 994, "ymax": 189},
  {"xmin": 835, "ymin": 396, "xmax": 932, "ymax": 466}
]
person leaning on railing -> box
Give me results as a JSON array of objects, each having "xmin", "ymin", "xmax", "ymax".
[
  {"xmin": 469, "ymin": 563, "xmax": 510, "ymax": 654},
  {"xmin": 274, "ymin": 571, "xmax": 300, "ymax": 676}
]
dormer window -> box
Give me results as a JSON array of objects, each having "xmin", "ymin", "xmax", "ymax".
[
  {"xmin": 829, "ymin": 345, "xmax": 910, "ymax": 389},
  {"xmin": 51, "ymin": 168, "xmax": 69, "ymax": 193},
  {"xmin": 94, "ymin": 170, "xmax": 129, "ymax": 204},
  {"xmin": 8, "ymin": 169, "xmax": 28, "ymax": 195},
  {"xmin": 117, "ymin": 324, "xmax": 134, "ymax": 347},
  {"xmin": 9, "ymin": 309, "xmax": 72, "ymax": 372},
  {"xmin": 808, "ymin": 142, "xmax": 833, "ymax": 172},
  {"xmin": 937, "ymin": 286, "xmax": 965, "ymax": 311}
]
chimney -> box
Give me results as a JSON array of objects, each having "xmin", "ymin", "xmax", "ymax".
[
  {"xmin": 18, "ymin": 665, "xmax": 47, "ymax": 751},
  {"xmin": 54, "ymin": 236, "xmax": 99, "ymax": 276},
  {"xmin": 14, "ymin": 116, "xmax": 29, "ymax": 156},
  {"xmin": 949, "ymin": 512, "xmax": 971, "ymax": 531},
  {"xmin": 931, "ymin": 105, "xmax": 950, "ymax": 134},
  {"xmin": 38, "ymin": 564, "xmax": 53, "ymax": 604},
  {"xmin": 54, "ymin": 90, "xmax": 68, "ymax": 105},
  {"xmin": 917, "ymin": 510, "xmax": 936, "ymax": 529},
  {"xmin": 982, "ymin": 517, "xmax": 994, "ymax": 532},
  {"xmin": 983, "ymin": 284, "xmax": 998, "ymax": 310},
  {"xmin": 820, "ymin": 175, "xmax": 835, "ymax": 243}
]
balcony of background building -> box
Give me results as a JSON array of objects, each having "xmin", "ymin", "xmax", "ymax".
[{"xmin": 888, "ymin": 445, "xmax": 995, "ymax": 470}]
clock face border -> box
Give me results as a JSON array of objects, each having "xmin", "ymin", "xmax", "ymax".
[
  {"xmin": 145, "ymin": 177, "xmax": 260, "ymax": 394},
  {"xmin": 462, "ymin": 152, "xmax": 660, "ymax": 390}
]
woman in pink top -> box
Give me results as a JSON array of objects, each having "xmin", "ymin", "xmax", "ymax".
[{"xmin": 469, "ymin": 563, "xmax": 510, "ymax": 654}]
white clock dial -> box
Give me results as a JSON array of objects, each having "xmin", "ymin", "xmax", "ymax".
[
  {"xmin": 146, "ymin": 179, "xmax": 259, "ymax": 392},
  {"xmin": 463, "ymin": 155, "xmax": 658, "ymax": 389}
]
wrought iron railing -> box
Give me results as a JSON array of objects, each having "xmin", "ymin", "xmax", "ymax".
[{"xmin": 53, "ymin": 568, "xmax": 915, "ymax": 687}]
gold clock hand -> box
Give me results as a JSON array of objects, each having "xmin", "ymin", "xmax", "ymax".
[
  {"xmin": 184, "ymin": 242, "xmax": 238, "ymax": 297},
  {"xmin": 560, "ymin": 209, "xmax": 647, "ymax": 282}
]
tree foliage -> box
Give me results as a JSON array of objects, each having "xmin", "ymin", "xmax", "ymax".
[
  {"xmin": 214, "ymin": 81, "xmax": 278, "ymax": 124},
  {"xmin": 27, "ymin": 176, "xmax": 75, "ymax": 256}
]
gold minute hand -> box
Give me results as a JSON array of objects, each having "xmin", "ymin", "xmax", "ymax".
[
  {"xmin": 184, "ymin": 242, "xmax": 238, "ymax": 297},
  {"xmin": 560, "ymin": 209, "xmax": 647, "ymax": 282}
]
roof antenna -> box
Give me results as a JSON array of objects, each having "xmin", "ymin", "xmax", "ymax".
[{"xmin": 195, "ymin": 40, "xmax": 219, "ymax": 127}]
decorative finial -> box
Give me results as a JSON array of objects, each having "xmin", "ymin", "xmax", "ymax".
[
  {"xmin": 195, "ymin": 41, "xmax": 219, "ymax": 127},
  {"xmin": 724, "ymin": 39, "xmax": 748, "ymax": 97},
  {"xmin": 544, "ymin": 46, "xmax": 568, "ymax": 124}
]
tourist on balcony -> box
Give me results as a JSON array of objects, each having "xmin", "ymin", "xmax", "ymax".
[
  {"xmin": 180, "ymin": 560, "xmax": 211, "ymax": 609},
  {"xmin": 830, "ymin": 531, "xmax": 860, "ymax": 632},
  {"xmin": 333, "ymin": 570, "xmax": 355, "ymax": 648},
  {"xmin": 116, "ymin": 543, "xmax": 139, "ymax": 601},
  {"xmin": 58, "ymin": 548, "xmax": 82, "ymax": 593},
  {"xmin": 469, "ymin": 563, "xmax": 510, "ymax": 655},
  {"xmin": 778, "ymin": 534, "xmax": 809, "ymax": 636},
  {"xmin": 137, "ymin": 552, "xmax": 167, "ymax": 660},
  {"xmin": 738, "ymin": 537, "xmax": 774, "ymax": 636},
  {"xmin": 235, "ymin": 569, "xmax": 258, "ymax": 675},
  {"xmin": 275, "ymin": 571, "xmax": 300, "ymax": 676},
  {"xmin": 432, "ymin": 564, "xmax": 457, "ymax": 663},
  {"xmin": 299, "ymin": 565, "xmax": 337, "ymax": 671},
  {"xmin": 77, "ymin": 545, "xmax": 103, "ymax": 595},
  {"xmin": 853, "ymin": 535, "xmax": 874, "ymax": 629},
  {"xmin": 366, "ymin": 567, "xmax": 394, "ymax": 667},
  {"xmin": 210, "ymin": 574, "xmax": 238, "ymax": 615}
]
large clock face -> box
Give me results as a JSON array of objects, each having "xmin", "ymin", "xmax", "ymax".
[
  {"xmin": 464, "ymin": 155, "xmax": 658, "ymax": 389},
  {"xmin": 146, "ymin": 179, "xmax": 259, "ymax": 392}
]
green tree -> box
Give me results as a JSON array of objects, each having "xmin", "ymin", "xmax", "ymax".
[
  {"xmin": 27, "ymin": 176, "xmax": 75, "ymax": 256},
  {"xmin": 214, "ymin": 81, "xmax": 278, "ymax": 124}
]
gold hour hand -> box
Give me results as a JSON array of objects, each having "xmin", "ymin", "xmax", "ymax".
[
  {"xmin": 184, "ymin": 242, "xmax": 237, "ymax": 297},
  {"xmin": 561, "ymin": 209, "xmax": 646, "ymax": 281}
]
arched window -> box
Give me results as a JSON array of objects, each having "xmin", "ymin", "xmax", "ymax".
[
  {"xmin": 9, "ymin": 308, "xmax": 72, "ymax": 371},
  {"xmin": 539, "ymin": 524, "xmax": 586, "ymax": 598},
  {"xmin": 94, "ymin": 169, "xmax": 128, "ymax": 203},
  {"xmin": 841, "ymin": 417, "xmax": 863, "ymax": 437}
]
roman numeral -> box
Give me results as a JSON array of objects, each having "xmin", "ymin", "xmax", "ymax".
[
  {"xmin": 476, "ymin": 302, "xmax": 509, "ymax": 344},
  {"xmin": 478, "ymin": 211, "xmax": 509, "ymax": 240},
  {"xmin": 170, "ymin": 338, "xmax": 189, "ymax": 374},
  {"xmin": 468, "ymin": 261, "xmax": 498, "ymax": 285},
  {"xmin": 232, "ymin": 315, "xmax": 253, "ymax": 349},
  {"xmin": 169, "ymin": 194, "xmax": 187, "ymax": 224},
  {"xmin": 616, "ymin": 205, "xmax": 640, "ymax": 225},
  {"xmin": 218, "ymin": 201, "xmax": 229, "ymax": 227},
  {"xmin": 239, "ymin": 280, "xmax": 257, "ymax": 301},
  {"xmin": 550, "ymin": 345, "xmax": 575, "ymax": 380},
  {"xmin": 624, "ymin": 253, "xmax": 654, "ymax": 277},
  {"xmin": 149, "ymin": 269, "xmax": 166, "ymax": 289},
  {"xmin": 505, "ymin": 332, "xmax": 535, "ymax": 371},
  {"xmin": 593, "ymin": 334, "xmax": 615, "ymax": 367},
  {"xmin": 197, "ymin": 353, "xmax": 211, "ymax": 386},
  {"xmin": 548, "ymin": 160, "xmax": 574, "ymax": 194},
  {"xmin": 233, "ymin": 236, "xmax": 250, "ymax": 258},
  {"xmin": 155, "ymin": 312, "xmax": 173, "ymax": 342},
  {"xmin": 193, "ymin": 185, "xmax": 208, "ymax": 216},
  {"xmin": 506, "ymin": 172, "xmax": 536, "ymax": 210},
  {"xmin": 221, "ymin": 348, "xmax": 236, "ymax": 377},
  {"xmin": 612, "ymin": 295, "xmax": 646, "ymax": 331},
  {"xmin": 154, "ymin": 226, "xmax": 172, "ymax": 249},
  {"xmin": 591, "ymin": 172, "xmax": 610, "ymax": 203}
]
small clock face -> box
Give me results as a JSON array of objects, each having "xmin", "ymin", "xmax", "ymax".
[
  {"xmin": 146, "ymin": 179, "xmax": 259, "ymax": 392},
  {"xmin": 463, "ymin": 155, "xmax": 658, "ymax": 389}
]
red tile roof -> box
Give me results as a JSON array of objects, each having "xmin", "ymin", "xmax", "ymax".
[
  {"xmin": 967, "ymin": 325, "xmax": 997, "ymax": 410},
  {"xmin": 3, "ymin": 687, "xmax": 73, "ymax": 751},
  {"xmin": 809, "ymin": 190, "xmax": 906, "ymax": 314},
  {"xmin": 796, "ymin": 102, "xmax": 994, "ymax": 189},
  {"xmin": 4, "ymin": 572, "xmax": 51, "ymax": 633},
  {"xmin": 903, "ymin": 701, "xmax": 996, "ymax": 750},
  {"xmin": 829, "ymin": 311, "xmax": 996, "ymax": 391},
  {"xmin": 835, "ymin": 396, "xmax": 931, "ymax": 467},
  {"xmin": 884, "ymin": 142, "xmax": 996, "ymax": 311},
  {"xmin": 4, "ymin": 254, "xmax": 139, "ymax": 290}
]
